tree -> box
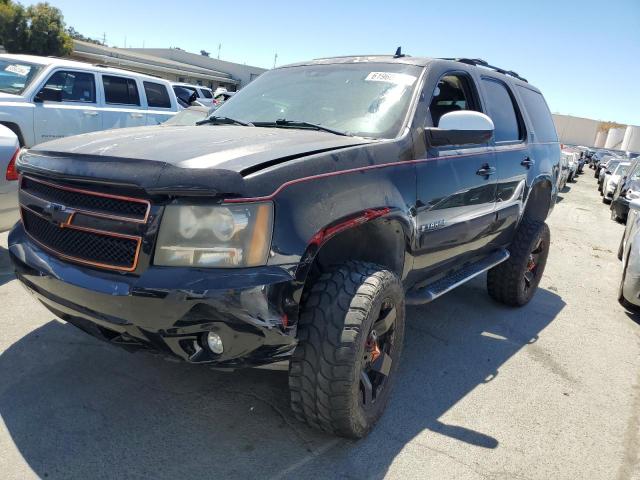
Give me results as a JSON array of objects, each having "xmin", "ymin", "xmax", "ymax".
[
  {"xmin": 200, "ymin": 49, "xmax": 210, "ymax": 57},
  {"xmin": 0, "ymin": 1, "xmax": 28, "ymax": 53},
  {"xmin": 0, "ymin": 1, "xmax": 72, "ymax": 56}
]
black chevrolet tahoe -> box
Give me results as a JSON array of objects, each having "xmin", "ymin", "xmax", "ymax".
[{"xmin": 9, "ymin": 55, "xmax": 560, "ymax": 438}]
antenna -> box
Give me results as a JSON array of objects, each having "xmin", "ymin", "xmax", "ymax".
[{"xmin": 394, "ymin": 46, "xmax": 405, "ymax": 58}]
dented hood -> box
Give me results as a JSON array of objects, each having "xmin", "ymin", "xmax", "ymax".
[
  {"xmin": 19, "ymin": 124, "xmax": 371, "ymax": 196},
  {"xmin": 29, "ymin": 124, "xmax": 370, "ymax": 172}
]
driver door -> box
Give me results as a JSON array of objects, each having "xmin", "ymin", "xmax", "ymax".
[
  {"xmin": 413, "ymin": 72, "xmax": 498, "ymax": 272},
  {"xmin": 33, "ymin": 69, "xmax": 101, "ymax": 145}
]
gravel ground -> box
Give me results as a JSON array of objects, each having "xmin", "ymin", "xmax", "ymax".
[{"xmin": 0, "ymin": 171, "xmax": 639, "ymax": 480}]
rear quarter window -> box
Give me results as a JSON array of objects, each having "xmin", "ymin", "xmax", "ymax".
[
  {"xmin": 144, "ymin": 81, "xmax": 171, "ymax": 108},
  {"xmin": 517, "ymin": 86, "xmax": 558, "ymax": 143},
  {"xmin": 200, "ymin": 89, "xmax": 213, "ymax": 99}
]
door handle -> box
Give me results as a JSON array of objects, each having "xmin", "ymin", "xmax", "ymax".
[
  {"xmin": 476, "ymin": 165, "xmax": 496, "ymax": 177},
  {"xmin": 83, "ymin": 111, "xmax": 98, "ymax": 116},
  {"xmin": 130, "ymin": 113, "xmax": 144, "ymax": 118},
  {"xmin": 521, "ymin": 157, "xmax": 535, "ymax": 168}
]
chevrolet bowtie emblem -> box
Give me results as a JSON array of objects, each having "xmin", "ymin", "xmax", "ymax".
[{"xmin": 43, "ymin": 202, "xmax": 73, "ymax": 226}]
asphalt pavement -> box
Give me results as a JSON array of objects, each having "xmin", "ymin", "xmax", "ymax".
[{"xmin": 0, "ymin": 170, "xmax": 639, "ymax": 479}]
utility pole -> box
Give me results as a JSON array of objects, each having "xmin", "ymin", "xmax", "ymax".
[
  {"xmin": 273, "ymin": 53, "xmax": 278, "ymax": 69},
  {"xmin": 217, "ymin": 43, "xmax": 221, "ymax": 59},
  {"xmin": 102, "ymin": 32, "xmax": 106, "ymax": 45},
  {"xmin": 124, "ymin": 36, "xmax": 127, "ymax": 48}
]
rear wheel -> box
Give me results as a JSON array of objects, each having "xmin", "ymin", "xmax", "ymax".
[
  {"xmin": 289, "ymin": 261, "xmax": 405, "ymax": 438},
  {"xmin": 487, "ymin": 219, "xmax": 550, "ymax": 307},
  {"xmin": 618, "ymin": 249, "xmax": 640, "ymax": 312}
]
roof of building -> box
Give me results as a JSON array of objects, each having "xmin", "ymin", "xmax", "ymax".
[
  {"xmin": 72, "ymin": 40, "xmax": 239, "ymax": 84},
  {"xmin": 127, "ymin": 48, "xmax": 267, "ymax": 74}
]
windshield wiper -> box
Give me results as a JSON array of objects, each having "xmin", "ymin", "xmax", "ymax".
[
  {"xmin": 253, "ymin": 119, "xmax": 350, "ymax": 136},
  {"xmin": 196, "ymin": 116, "xmax": 253, "ymax": 126}
]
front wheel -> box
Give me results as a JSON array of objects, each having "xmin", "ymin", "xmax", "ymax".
[
  {"xmin": 487, "ymin": 219, "xmax": 550, "ymax": 307},
  {"xmin": 289, "ymin": 261, "xmax": 405, "ymax": 438}
]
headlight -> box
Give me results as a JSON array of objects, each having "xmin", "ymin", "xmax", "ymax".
[{"xmin": 154, "ymin": 203, "xmax": 273, "ymax": 268}]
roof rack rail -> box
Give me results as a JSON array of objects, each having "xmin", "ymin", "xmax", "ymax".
[{"xmin": 441, "ymin": 58, "xmax": 528, "ymax": 83}]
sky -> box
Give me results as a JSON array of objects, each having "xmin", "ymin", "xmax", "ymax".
[{"xmin": 21, "ymin": 0, "xmax": 640, "ymax": 125}]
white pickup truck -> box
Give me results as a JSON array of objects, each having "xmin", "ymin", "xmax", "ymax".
[{"xmin": 0, "ymin": 54, "xmax": 179, "ymax": 147}]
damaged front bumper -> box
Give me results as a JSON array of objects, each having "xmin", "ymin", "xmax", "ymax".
[{"xmin": 8, "ymin": 225, "xmax": 299, "ymax": 368}]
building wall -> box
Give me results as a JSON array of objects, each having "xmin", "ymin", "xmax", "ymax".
[
  {"xmin": 128, "ymin": 48, "xmax": 267, "ymax": 90},
  {"xmin": 552, "ymin": 114, "xmax": 600, "ymax": 147}
]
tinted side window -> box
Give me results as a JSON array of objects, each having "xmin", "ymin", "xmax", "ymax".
[
  {"xmin": 201, "ymin": 89, "xmax": 213, "ymax": 99},
  {"xmin": 103, "ymin": 75, "xmax": 140, "ymax": 106},
  {"xmin": 481, "ymin": 78, "xmax": 521, "ymax": 142},
  {"xmin": 429, "ymin": 74, "xmax": 479, "ymax": 127},
  {"xmin": 516, "ymin": 86, "xmax": 558, "ymax": 143},
  {"xmin": 39, "ymin": 70, "xmax": 95, "ymax": 103},
  {"xmin": 143, "ymin": 81, "xmax": 171, "ymax": 108}
]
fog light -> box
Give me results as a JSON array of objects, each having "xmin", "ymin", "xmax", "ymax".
[{"xmin": 206, "ymin": 332, "xmax": 224, "ymax": 354}]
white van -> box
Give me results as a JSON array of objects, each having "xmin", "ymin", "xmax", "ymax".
[{"xmin": 0, "ymin": 54, "xmax": 179, "ymax": 147}]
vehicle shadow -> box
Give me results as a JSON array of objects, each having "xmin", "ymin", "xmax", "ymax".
[
  {"xmin": 283, "ymin": 275, "xmax": 565, "ymax": 478},
  {"xmin": 0, "ymin": 275, "xmax": 565, "ymax": 479},
  {"xmin": 623, "ymin": 310, "xmax": 640, "ymax": 326},
  {"xmin": 0, "ymin": 245, "xmax": 15, "ymax": 287}
]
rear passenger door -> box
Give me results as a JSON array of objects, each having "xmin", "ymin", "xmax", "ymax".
[
  {"xmin": 142, "ymin": 81, "xmax": 175, "ymax": 125},
  {"xmin": 478, "ymin": 77, "xmax": 528, "ymax": 247},
  {"xmin": 33, "ymin": 69, "xmax": 101, "ymax": 144},
  {"xmin": 100, "ymin": 75, "xmax": 146, "ymax": 129}
]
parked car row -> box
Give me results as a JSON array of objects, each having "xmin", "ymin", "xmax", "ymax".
[{"xmin": 580, "ymin": 146, "xmax": 640, "ymax": 311}]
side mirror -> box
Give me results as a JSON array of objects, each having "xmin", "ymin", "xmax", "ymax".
[
  {"xmin": 35, "ymin": 86, "xmax": 62, "ymax": 103},
  {"xmin": 606, "ymin": 170, "xmax": 612, "ymax": 175},
  {"xmin": 426, "ymin": 111, "xmax": 494, "ymax": 147}
]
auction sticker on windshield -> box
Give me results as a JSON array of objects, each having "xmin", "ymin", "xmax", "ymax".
[
  {"xmin": 365, "ymin": 72, "xmax": 417, "ymax": 86},
  {"xmin": 4, "ymin": 64, "xmax": 30, "ymax": 76}
]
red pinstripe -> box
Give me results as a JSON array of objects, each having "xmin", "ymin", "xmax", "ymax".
[{"xmin": 223, "ymin": 145, "xmax": 528, "ymax": 204}]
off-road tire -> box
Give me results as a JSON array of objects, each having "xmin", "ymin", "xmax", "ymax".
[
  {"xmin": 289, "ymin": 261, "xmax": 405, "ymax": 438},
  {"xmin": 487, "ymin": 219, "xmax": 550, "ymax": 307}
]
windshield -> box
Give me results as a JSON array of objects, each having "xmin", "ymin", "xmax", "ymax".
[
  {"xmin": 0, "ymin": 59, "xmax": 43, "ymax": 95},
  {"xmin": 212, "ymin": 63, "xmax": 422, "ymax": 138},
  {"xmin": 614, "ymin": 163, "xmax": 630, "ymax": 176},
  {"xmin": 608, "ymin": 161, "xmax": 621, "ymax": 171}
]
